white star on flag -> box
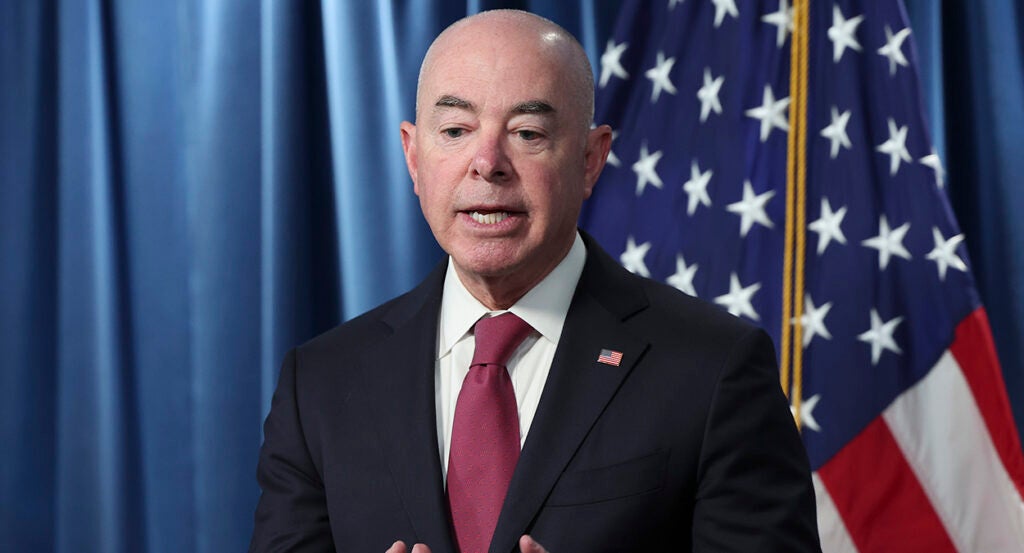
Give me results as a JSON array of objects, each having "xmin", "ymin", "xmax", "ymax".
[
  {"xmin": 808, "ymin": 197, "xmax": 848, "ymax": 255},
  {"xmin": 631, "ymin": 143, "xmax": 664, "ymax": 196},
  {"xmin": 761, "ymin": 0, "xmax": 794, "ymax": 48},
  {"xmin": 920, "ymin": 149, "xmax": 945, "ymax": 188},
  {"xmin": 876, "ymin": 118, "xmax": 912, "ymax": 176},
  {"xmin": 711, "ymin": 0, "xmax": 739, "ymax": 28},
  {"xmin": 714, "ymin": 273, "xmax": 762, "ymax": 321},
  {"xmin": 620, "ymin": 236, "xmax": 652, "ymax": 277},
  {"xmin": 791, "ymin": 394, "xmax": 822, "ymax": 432},
  {"xmin": 820, "ymin": 106, "xmax": 852, "ymax": 159},
  {"xmin": 682, "ymin": 159, "xmax": 713, "ymax": 215},
  {"xmin": 877, "ymin": 25, "xmax": 912, "ymax": 76},
  {"xmin": 796, "ymin": 294, "xmax": 833, "ymax": 347},
  {"xmin": 645, "ymin": 51, "xmax": 677, "ymax": 102},
  {"xmin": 828, "ymin": 5, "xmax": 864, "ymax": 63},
  {"xmin": 697, "ymin": 68, "xmax": 724, "ymax": 123},
  {"xmin": 926, "ymin": 227, "xmax": 968, "ymax": 281},
  {"xmin": 862, "ymin": 215, "xmax": 912, "ymax": 270},
  {"xmin": 599, "ymin": 40, "xmax": 629, "ymax": 88},
  {"xmin": 667, "ymin": 254, "xmax": 699, "ymax": 297},
  {"xmin": 668, "ymin": 0, "xmax": 684, "ymax": 9},
  {"xmin": 745, "ymin": 85, "xmax": 790, "ymax": 142},
  {"xmin": 726, "ymin": 180, "xmax": 775, "ymax": 237},
  {"xmin": 858, "ymin": 308, "xmax": 904, "ymax": 365}
]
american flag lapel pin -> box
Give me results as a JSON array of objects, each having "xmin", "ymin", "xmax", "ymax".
[{"xmin": 597, "ymin": 348, "xmax": 623, "ymax": 367}]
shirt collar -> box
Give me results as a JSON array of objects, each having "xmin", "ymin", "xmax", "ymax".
[{"xmin": 438, "ymin": 232, "xmax": 587, "ymax": 357}]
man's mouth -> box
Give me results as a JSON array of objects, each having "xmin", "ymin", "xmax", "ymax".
[{"xmin": 469, "ymin": 211, "xmax": 510, "ymax": 225}]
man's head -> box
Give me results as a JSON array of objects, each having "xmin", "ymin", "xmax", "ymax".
[{"xmin": 400, "ymin": 10, "xmax": 612, "ymax": 309}]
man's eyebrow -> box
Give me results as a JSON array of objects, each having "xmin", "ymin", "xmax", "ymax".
[
  {"xmin": 434, "ymin": 95, "xmax": 474, "ymax": 111},
  {"xmin": 511, "ymin": 100, "xmax": 555, "ymax": 116}
]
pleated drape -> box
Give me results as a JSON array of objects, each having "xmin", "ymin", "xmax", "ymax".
[{"xmin": 0, "ymin": 2, "xmax": 617, "ymax": 551}]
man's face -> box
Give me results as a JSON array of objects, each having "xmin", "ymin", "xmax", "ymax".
[{"xmin": 401, "ymin": 23, "xmax": 609, "ymax": 304}]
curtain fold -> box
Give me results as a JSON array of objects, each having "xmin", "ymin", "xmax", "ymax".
[
  {"xmin": 54, "ymin": 0, "xmax": 143, "ymax": 550},
  {"xmin": 2, "ymin": 4, "xmax": 60, "ymax": 552},
  {"xmin": 0, "ymin": 1, "xmax": 1019, "ymax": 552}
]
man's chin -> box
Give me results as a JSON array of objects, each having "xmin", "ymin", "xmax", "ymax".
[{"xmin": 450, "ymin": 257, "xmax": 522, "ymax": 281}]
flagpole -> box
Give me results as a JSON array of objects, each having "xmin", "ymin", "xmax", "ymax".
[
  {"xmin": 783, "ymin": 0, "xmax": 810, "ymax": 429},
  {"xmin": 791, "ymin": 0, "xmax": 810, "ymax": 430}
]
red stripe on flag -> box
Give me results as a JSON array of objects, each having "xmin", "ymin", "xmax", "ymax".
[
  {"xmin": 949, "ymin": 307, "xmax": 1024, "ymax": 500},
  {"xmin": 818, "ymin": 418, "xmax": 957, "ymax": 553}
]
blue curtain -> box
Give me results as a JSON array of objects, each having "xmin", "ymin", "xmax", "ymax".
[
  {"xmin": 0, "ymin": 1, "xmax": 1019, "ymax": 552},
  {"xmin": 0, "ymin": 1, "xmax": 618, "ymax": 552}
]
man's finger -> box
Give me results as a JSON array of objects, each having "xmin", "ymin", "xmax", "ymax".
[
  {"xmin": 519, "ymin": 534, "xmax": 549, "ymax": 553},
  {"xmin": 385, "ymin": 541, "xmax": 434, "ymax": 553}
]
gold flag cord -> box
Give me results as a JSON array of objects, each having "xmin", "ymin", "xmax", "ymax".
[
  {"xmin": 782, "ymin": 0, "xmax": 810, "ymax": 429},
  {"xmin": 780, "ymin": 16, "xmax": 798, "ymax": 399}
]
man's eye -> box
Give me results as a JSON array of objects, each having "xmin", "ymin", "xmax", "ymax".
[
  {"xmin": 517, "ymin": 130, "xmax": 541, "ymax": 141},
  {"xmin": 442, "ymin": 128, "xmax": 464, "ymax": 138}
]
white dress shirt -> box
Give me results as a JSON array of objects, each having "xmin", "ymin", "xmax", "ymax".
[{"xmin": 435, "ymin": 232, "xmax": 586, "ymax": 483}]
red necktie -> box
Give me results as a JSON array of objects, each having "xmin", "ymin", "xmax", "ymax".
[{"xmin": 448, "ymin": 312, "xmax": 533, "ymax": 553}]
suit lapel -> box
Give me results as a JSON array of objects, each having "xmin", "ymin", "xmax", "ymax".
[
  {"xmin": 358, "ymin": 261, "xmax": 457, "ymax": 553},
  {"xmin": 489, "ymin": 238, "xmax": 651, "ymax": 553}
]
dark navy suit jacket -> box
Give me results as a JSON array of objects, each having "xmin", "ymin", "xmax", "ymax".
[{"xmin": 250, "ymin": 232, "xmax": 821, "ymax": 553}]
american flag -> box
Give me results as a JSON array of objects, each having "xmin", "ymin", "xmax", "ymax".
[
  {"xmin": 579, "ymin": 0, "xmax": 1024, "ymax": 550},
  {"xmin": 597, "ymin": 348, "xmax": 624, "ymax": 366}
]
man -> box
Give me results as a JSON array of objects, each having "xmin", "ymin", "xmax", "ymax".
[{"xmin": 251, "ymin": 9, "xmax": 820, "ymax": 553}]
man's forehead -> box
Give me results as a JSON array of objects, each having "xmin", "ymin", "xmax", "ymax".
[
  {"xmin": 420, "ymin": 22, "xmax": 571, "ymax": 89},
  {"xmin": 413, "ymin": 12, "xmax": 592, "ymax": 127}
]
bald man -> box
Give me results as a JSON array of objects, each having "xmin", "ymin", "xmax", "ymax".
[{"xmin": 250, "ymin": 10, "xmax": 820, "ymax": 553}]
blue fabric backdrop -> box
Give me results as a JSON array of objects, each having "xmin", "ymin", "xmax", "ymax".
[{"xmin": 0, "ymin": 1, "xmax": 1020, "ymax": 552}]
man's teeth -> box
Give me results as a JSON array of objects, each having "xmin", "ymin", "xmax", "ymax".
[{"xmin": 470, "ymin": 211, "xmax": 509, "ymax": 225}]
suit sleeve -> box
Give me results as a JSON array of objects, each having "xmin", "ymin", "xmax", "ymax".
[
  {"xmin": 692, "ymin": 328, "xmax": 822, "ymax": 553},
  {"xmin": 250, "ymin": 349, "xmax": 336, "ymax": 553}
]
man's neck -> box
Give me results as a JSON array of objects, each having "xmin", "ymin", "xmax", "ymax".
[{"xmin": 451, "ymin": 235, "xmax": 578, "ymax": 310}]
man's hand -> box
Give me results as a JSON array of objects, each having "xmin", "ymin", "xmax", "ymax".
[{"xmin": 385, "ymin": 535, "xmax": 548, "ymax": 553}]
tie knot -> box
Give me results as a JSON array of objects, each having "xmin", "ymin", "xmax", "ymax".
[{"xmin": 471, "ymin": 313, "xmax": 534, "ymax": 368}]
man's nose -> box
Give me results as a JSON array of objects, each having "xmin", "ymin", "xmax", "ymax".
[{"xmin": 469, "ymin": 131, "xmax": 511, "ymax": 182}]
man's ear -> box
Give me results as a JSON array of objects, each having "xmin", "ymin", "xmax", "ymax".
[
  {"xmin": 400, "ymin": 121, "xmax": 419, "ymax": 195},
  {"xmin": 582, "ymin": 124, "xmax": 613, "ymax": 199}
]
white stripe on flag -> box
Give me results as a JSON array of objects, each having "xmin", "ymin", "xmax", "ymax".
[
  {"xmin": 811, "ymin": 472, "xmax": 859, "ymax": 553},
  {"xmin": 883, "ymin": 350, "xmax": 1024, "ymax": 552}
]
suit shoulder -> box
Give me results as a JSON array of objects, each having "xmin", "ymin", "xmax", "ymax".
[
  {"xmin": 294, "ymin": 259, "xmax": 447, "ymax": 360},
  {"xmin": 579, "ymin": 233, "xmax": 760, "ymax": 345},
  {"xmin": 648, "ymin": 279, "xmax": 749, "ymax": 325},
  {"xmin": 297, "ymin": 292, "xmax": 409, "ymax": 358},
  {"xmin": 633, "ymin": 272, "xmax": 761, "ymax": 340}
]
